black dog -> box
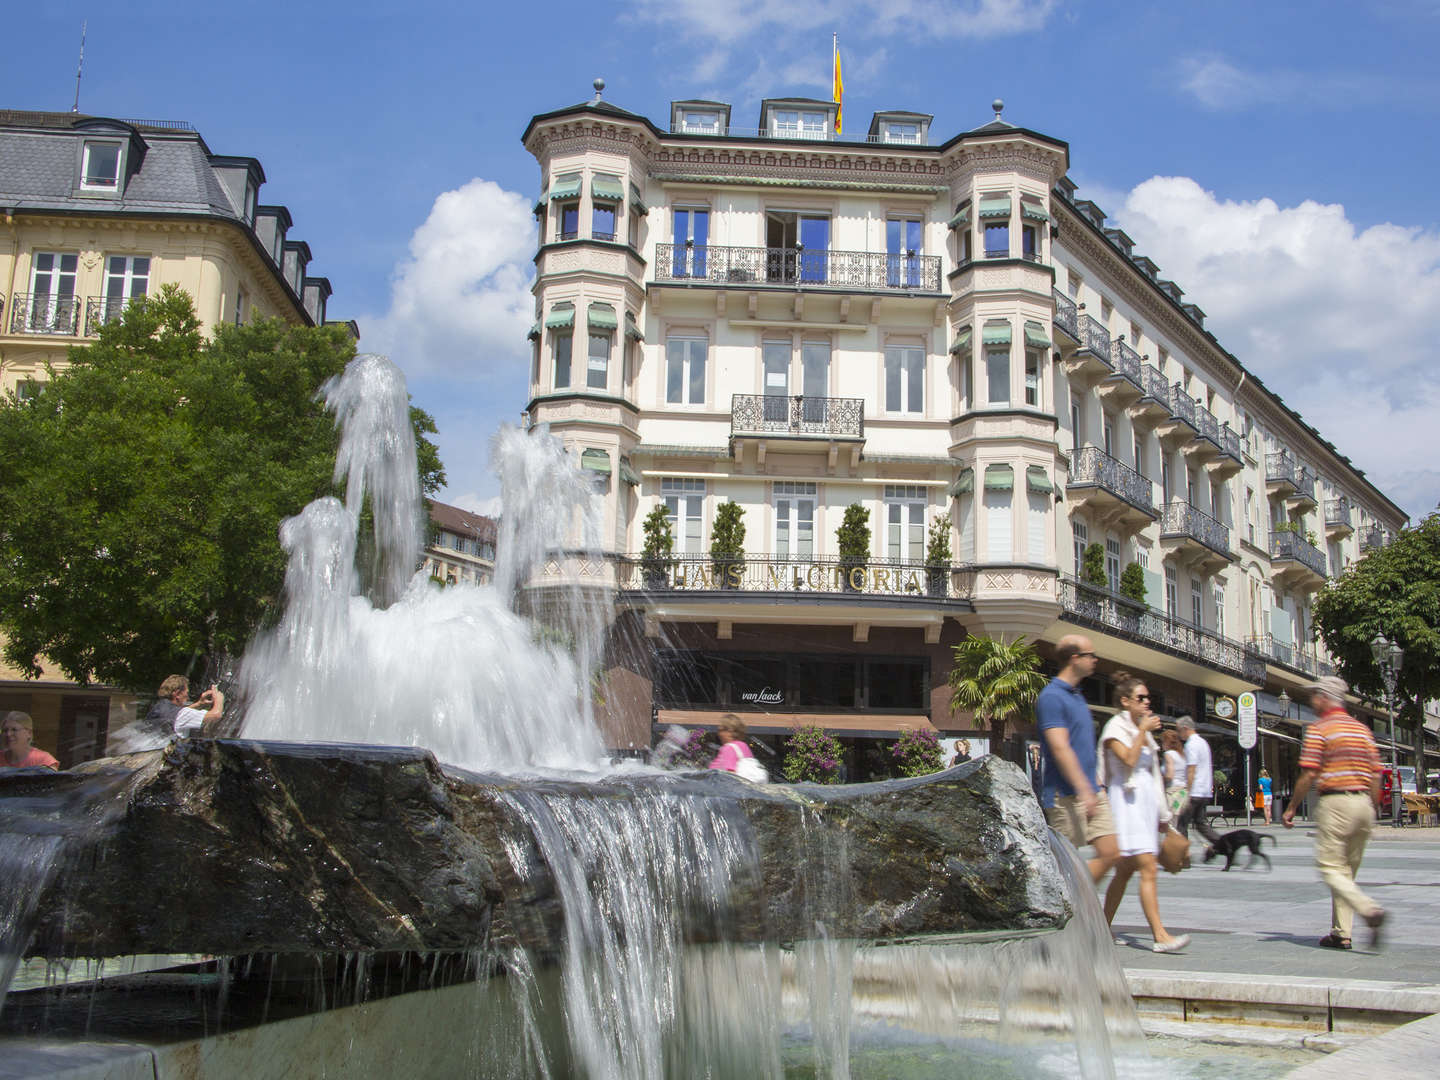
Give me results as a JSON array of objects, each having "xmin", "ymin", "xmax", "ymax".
[{"xmin": 1202, "ymin": 829, "xmax": 1275, "ymax": 871}]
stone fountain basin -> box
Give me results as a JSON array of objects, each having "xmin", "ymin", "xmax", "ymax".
[{"xmin": 3, "ymin": 740, "xmax": 1068, "ymax": 959}]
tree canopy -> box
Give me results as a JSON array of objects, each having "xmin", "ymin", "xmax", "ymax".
[
  {"xmin": 1312, "ymin": 515, "xmax": 1440, "ymax": 721},
  {"xmin": 0, "ymin": 286, "xmax": 444, "ymax": 692},
  {"xmin": 947, "ymin": 635, "xmax": 1048, "ymax": 735}
]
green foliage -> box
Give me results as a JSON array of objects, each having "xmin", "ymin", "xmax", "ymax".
[
  {"xmin": 0, "ymin": 286, "xmax": 443, "ymax": 691},
  {"xmin": 710, "ymin": 501, "xmax": 746, "ymax": 558},
  {"xmin": 925, "ymin": 512, "xmax": 952, "ymax": 567},
  {"xmin": 836, "ymin": 503, "xmax": 872, "ymax": 562},
  {"xmin": 640, "ymin": 504, "xmax": 674, "ymax": 573},
  {"xmin": 1119, "ymin": 561, "xmax": 1148, "ymax": 604},
  {"xmin": 891, "ymin": 727, "xmax": 944, "ymax": 777},
  {"xmin": 1082, "ymin": 542, "xmax": 1107, "ymax": 587},
  {"xmin": 782, "ymin": 724, "xmax": 845, "ymax": 784},
  {"xmin": 947, "ymin": 635, "xmax": 1049, "ymax": 734},
  {"xmin": 1313, "ymin": 515, "xmax": 1440, "ymax": 722}
]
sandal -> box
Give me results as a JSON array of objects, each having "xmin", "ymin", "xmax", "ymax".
[{"xmin": 1318, "ymin": 933, "xmax": 1352, "ymax": 950}]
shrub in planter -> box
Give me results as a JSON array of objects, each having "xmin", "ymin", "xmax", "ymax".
[
  {"xmin": 783, "ymin": 724, "xmax": 845, "ymax": 784},
  {"xmin": 836, "ymin": 503, "xmax": 871, "ymax": 592},
  {"xmin": 891, "ymin": 728, "xmax": 944, "ymax": 777},
  {"xmin": 709, "ymin": 500, "xmax": 746, "ymax": 589},
  {"xmin": 1082, "ymin": 542, "xmax": 1107, "ymax": 588},
  {"xmin": 640, "ymin": 504, "xmax": 674, "ymax": 588},
  {"xmin": 925, "ymin": 512, "xmax": 952, "ymax": 596},
  {"xmin": 1119, "ymin": 561, "xmax": 1148, "ymax": 605}
]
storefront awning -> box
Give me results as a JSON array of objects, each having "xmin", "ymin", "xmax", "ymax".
[
  {"xmin": 655, "ymin": 709, "xmax": 939, "ymax": 738},
  {"xmin": 978, "ymin": 195, "xmax": 1011, "ymax": 219},
  {"xmin": 948, "ymin": 468, "xmax": 974, "ymax": 496},
  {"xmin": 590, "ymin": 174, "xmax": 624, "ymax": 202},
  {"xmin": 544, "ymin": 302, "xmax": 575, "ymax": 329},
  {"xmin": 580, "ymin": 448, "xmax": 611, "ymax": 474},
  {"xmin": 984, "ymin": 464, "xmax": 1014, "ymax": 491},
  {"xmin": 1023, "ymin": 320, "xmax": 1051, "ymax": 348},
  {"xmin": 981, "ymin": 321, "xmax": 1011, "ymax": 345},
  {"xmin": 949, "ymin": 326, "xmax": 972, "ymax": 354}
]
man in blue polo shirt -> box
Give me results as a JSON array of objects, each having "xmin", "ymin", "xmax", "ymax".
[{"xmin": 1038, "ymin": 634, "xmax": 1119, "ymax": 884}]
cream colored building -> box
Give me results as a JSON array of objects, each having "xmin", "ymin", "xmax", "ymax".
[
  {"xmin": 424, "ymin": 500, "xmax": 497, "ymax": 586},
  {"xmin": 0, "ymin": 108, "xmax": 346, "ymax": 764},
  {"xmin": 519, "ymin": 88, "xmax": 1415, "ymax": 790}
]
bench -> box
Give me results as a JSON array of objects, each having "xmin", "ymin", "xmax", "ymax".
[{"xmin": 1205, "ymin": 804, "xmax": 1238, "ymax": 829}]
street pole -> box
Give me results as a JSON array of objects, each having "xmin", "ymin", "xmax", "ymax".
[{"xmin": 1372, "ymin": 633, "xmax": 1405, "ymax": 828}]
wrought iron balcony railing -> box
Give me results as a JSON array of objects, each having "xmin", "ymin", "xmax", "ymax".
[
  {"xmin": 617, "ymin": 554, "xmax": 970, "ymax": 599},
  {"xmin": 1161, "ymin": 500, "xmax": 1230, "ymax": 555},
  {"xmin": 1052, "ymin": 289, "xmax": 1079, "ymax": 341},
  {"xmin": 1218, "ymin": 423, "xmax": 1242, "ymax": 461},
  {"xmin": 1059, "ymin": 577, "xmax": 1265, "ymax": 681},
  {"xmin": 1167, "ymin": 384, "xmax": 1197, "ymax": 428},
  {"xmin": 1292, "ymin": 466, "xmax": 1317, "ymax": 502},
  {"xmin": 1325, "ymin": 497, "xmax": 1351, "ymax": 528},
  {"xmin": 1138, "ymin": 363, "xmax": 1168, "ymax": 403},
  {"xmin": 1360, "ymin": 525, "xmax": 1386, "ymax": 552},
  {"xmin": 10, "ymin": 293, "xmax": 81, "ymax": 336},
  {"xmin": 1245, "ymin": 635, "xmax": 1336, "ymax": 680},
  {"xmin": 654, "ymin": 244, "xmax": 943, "ymax": 292},
  {"xmin": 84, "ymin": 295, "xmax": 132, "ymax": 336},
  {"xmin": 1194, "ymin": 402, "xmax": 1220, "ymax": 445},
  {"xmin": 731, "ymin": 394, "xmax": 864, "ymax": 439},
  {"xmin": 1077, "ymin": 314, "xmax": 1111, "ymax": 361},
  {"xmin": 1271, "ymin": 529, "xmax": 1326, "ymax": 577},
  {"xmin": 1108, "ymin": 339, "xmax": 1142, "ymax": 387},
  {"xmin": 1266, "ymin": 452, "xmax": 1296, "ymax": 486},
  {"xmin": 1068, "ymin": 446, "xmax": 1155, "ymax": 514}
]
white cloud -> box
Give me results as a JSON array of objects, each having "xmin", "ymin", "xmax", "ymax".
[
  {"xmin": 633, "ymin": 0, "xmax": 1055, "ymax": 40},
  {"xmin": 1178, "ymin": 56, "xmax": 1274, "ymax": 110},
  {"xmin": 448, "ymin": 493, "xmax": 503, "ymax": 519},
  {"xmin": 1176, "ymin": 52, "xmax": 1439, "ymax": 112},
  {"xmin": 1110, "ymin": 176, "xmax": 1440, "ymax": 519}
]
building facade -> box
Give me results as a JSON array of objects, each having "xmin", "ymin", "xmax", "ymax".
[
  {"xmin": 0, "ymin": 108, "xmax": 347, "ymax": 764},
  {"xmin": 520, "ymin": 89, "xmax": 1418, "ymax": 792},
  {"xmin": 425, "ymin": 500, "xmax": 497, "ymax": 586}
]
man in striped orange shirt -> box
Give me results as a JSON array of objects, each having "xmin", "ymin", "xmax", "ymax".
[{"xmin": 1282, "ymin": 675, "xmax": 1386, "ymax": 950}]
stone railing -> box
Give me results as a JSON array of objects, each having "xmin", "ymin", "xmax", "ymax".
[
  {"xmin": 1077, "ymin": 314, "xmax": 1111, "ymax": 361},
  {"xmin": 1271, "ymin": 530, "xmax": 1327, "ymax": 577},
  {"xmin": 731, "ymin": 394, "xmax": 864, "ymax": 439},
  {"xmin": 654, "ymin": 244, "xmax": 943, "ymax": 292},
  {"xmin": 1059, "ymin": 577, "xmax": 1265, "ymax": 681},
  {"xmin": 1053, "ymin": 289, "xmax": 1079, "ymax": 341},
  {"xmin": 1161, "ymin": 500, "xmax": 1230, "ymax": 555},
  {"xmin": 1067, "ymin": 446, "xmax": 1155, "ymax": 514},
  {"xmin": 614, "ymin": 554, "xmax": 972, "ymax": 600},
  {"xmin": 1108, "ymin": 339, "xmax": 1142, "ymax": 387}
]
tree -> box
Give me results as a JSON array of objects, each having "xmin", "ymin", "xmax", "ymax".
[
  {"xmin": 1119, "ymin": 561, "xmax": 1148, "ymax": 605},
  {"xmin": 0, "ymin": 286, "xmax": 443, "ymax": 691},
  {"xmin": 1082, "ymin": 542, "xmax": 1107, "ymax": 588},
  {"xmin": 947, "ymin": 635, "xmax": 1049, "ymax": 750},
  {"xmin": 836, "ymin": 503, "xmax": 871, "ymax": 561},
  {"xmin": 1313, "ymin": 514, "xmax": 1440, "ymax": 727},
  {"xmin": 640, "ymin": 503, "xmax": 674, "ymax": 585},
  {"xmin": 925, "ymin": 512, "xmax": 952, "ymax": 567},
  {"xmin": 709, "ymin": 500, "xmax": 746, "ymax": 587}
]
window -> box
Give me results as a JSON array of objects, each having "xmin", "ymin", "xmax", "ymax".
[
  {"xmin": 986, "ymin": 348, "xmax": 1009, "ymax": 407},
  {"xmin": 1072, "ymin": 519, "xmax": 1088, "ymax": 576},
  {"xmin": 665, "ymin": 335, "xmax": 707, "ymax": 404},
  {"xmin": 801, "ymin": 340, "xmax": 830, "ymax": 422},
  {"xmin": 1027, "ymin": 485, "xmax": 1047, "ymax": 561},
  {"xmin": 763, "ymin": 339, "xmax": 790, "ymax": 422},
  {"xmin": 957, "ymin": 491, "xmax": 975, "ymax": 562},
  {"xmin": 1070, "ymin": 395, "xmax": 1082, "ymax": 451},
  {"xmin": 1137, "ymin": 546, "xmax": 1148, "ymax": 570},
  {"xmin": 15, "ymin": 379, "xmax": 43, "ymax": 402},
  {"xmin": 662, "ymin": 478, "xmax": 705, "ymax": 555},
  {"xmin": 984, "ymin": 487, "xmax": 1011, "ymax": 561},
  {"xmin": 592, "ymin": 203, "xmax": 616, "ymax": 242},
  {"xmin": 81, "ymin": 141, "xmax": 121, "ymax": 190},
  {"xmin": 959, "ymin": 225, "xmax": 973, "ymax": 265},
  {"xmin": 766, "ymin": 211, "xmax": 829, "ymax": 283},
  {"xmin": 774, "ymin": 482, "xmax": 816, "ymax": 559},
  {"xmin": 1100, "ymin": 298, "xmax": 1113, "ymax": 325},
  {"xmin": 1187, "ymin": 468, "xmax": 1198, "ymax": 508},
  {"xmin": 553, "ymin": 332, "xmax": 573, "ymax": 388},
  {"xmin": 100, "ymin": 255, "xmax": 149, "ymax": 326},
  {"xmin": 1214, "ymin": 584, "xmax": 1226, "ymax": 637},
  {"xmin": 25, "ymin": 252, "xmax": 78, "ymax": 333},
  {"xmin": 1165, "ymin": 565, "xmax": 1178, "ymax": 620},
  {"xmin": 1021, "ymin": 222, "xmax": 1038, "ymax": 261},
  {"xmin": 1024, "ymin": 349, "xmax": 1041, "ymax": 407},
  {"xmin": 1106, "ymin": 537, "xmax": 1121, "ymax": 593},
  {"xmin": 1245, "ymin": 487, "xmax": 1256, "ymax": 545},
  {"xmin": 680, "ymin": 110, "xmax": 721, "ymax": 134},
  {"xmin": 244, "ymin": 183, "xmax": 257, "ymax": 225},
  {"xmin": 672, "ymin": 207, "xmax": 709, "ymax": 277},
  {"xmin": 1133, "ymin": 433, "xmax": 1145, "ymax": 476},
  {"xmin": 1190, "ymin": 578, "xmax": 1203, "ymax": 628},
  {"xmin": 1102, "ymin": 414, "xmax": 1114, "ymax": 457},
  {"xmin": 587, "ymin": 333, "xmax": 610, "ymax": 390},
  {"xmin": 1067, "ymin": 269, "xmax": 1082, "ymax": 299},
  {"xmin": 983, "ymin": 221, "xmax": 1009, "ymax": 259},
  {"xmin": 884, "ymin": 485, "xmax": 926, "ymax": 562},
  {"xmin": 558, "ymin": 201, "xmax": 579, "ymax": 241},
  {"xmin": 1161, "ymin": 459, "xmax": 1172, "ymax": 504},
  {"xmin": 773, "ymin": 109, "xmax": 826, "ymax": 139},
  {"xmin": 882, "ymin": 120, "xmax": 920, "ymax": 144},
  {"xmin": 1211, "ymin": 481, "xmax": 1224, "ymax": 522},
  {"xmin": 234, "ymin": 287, "xmax": 247, "ymax": 327},
  {"xmin": 886, "ymin": 216, "xmax": 923, "ymax": 287},
  {"xmin": 884, "ymin": 344, "xmax": 924, "ymax": 413}
]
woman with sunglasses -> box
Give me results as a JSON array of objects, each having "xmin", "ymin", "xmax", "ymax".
[{"xmin": 1099, "ymin": 673, "xmax": 1190, "ymax": 953}]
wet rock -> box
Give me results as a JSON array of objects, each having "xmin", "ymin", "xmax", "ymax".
[{"xmin": 3, "ymin": 740, "xmax": 1068, "ymax": 959}]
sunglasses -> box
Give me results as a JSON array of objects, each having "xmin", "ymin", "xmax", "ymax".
[
  {"xmin": 1075, "ymin": 650, "xmax": 1097, "ymax": 659},
  {"xmin": 1131, "ymin": 693, "xmax": 1151, "ymax": 702}
]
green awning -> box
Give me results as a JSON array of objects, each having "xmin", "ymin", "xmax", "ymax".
[
  {"xmin": 527, "ymin": 322, "xmax": 540, "ymax": 340},
  {"xmin": 949, "ymin": 326, "xmax": 972, "ymax": 354},
  {"xmin": 532, "ymin": 199, "xmax": 544, "ymax": 216},
  {"xmin": 948, "ymin": 468, "xmax": 974, "ymax": 496},
  {"xmin": 619, "ymin": 458, "xmax": 641, "ymax": 487},
  {"xmin": 947, "ymin": 204, "xmax": 970, "ymax": 228},
  {"xmin": 629, "ymin": 183, "xmax": 648, "ymax": 214},
  {"xmin": 984, "ymin": 464, "xmax": 1014, "ymax": 491},
  {"xmin": 588, "ymin": 302, "xmax": 618, "ymax": 331},
  {"xmin": 547, "ymin": 173, "xmax": 582, "ymax": 201},
  {"xmin": 624, "ymin": 312, "xmax": 644, "ymax": 341},
  {"xmin": 978, "ymin": 195, "xmax": 1011, "ymax": 219},
  {"xmin": 1024, "ymin": 320, "xmax": 1051, "ymax": 348},
  {"xmin": 1021, "ymin": 200, "xmax": 1050, "ymax": 222},
  {"xmin": 590, "ymin": 174, "xmax": 624, "ymax": 202},
  {"xmin": 544, "ymin": 302, "xmax": 575, "ymax": 329},
  {"xmin": 580, "ymin": 448, "xmax": 611, "ymax": 475},
  {"xmin": 981, "ymin": 321, "xmax": 1012, "ymax": 345},
  {"xmin": 1026, "ymin": 466, "xmax": 1054, "ymax": 493}
]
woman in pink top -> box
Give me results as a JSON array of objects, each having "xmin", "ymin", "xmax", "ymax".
[
  {"xmin": 708, "ymin": 714, "xmax": 754, "ymax": 772},
  {"xmin": 1, "ymin": 711, "xmax": 60, "ymax": 770}
]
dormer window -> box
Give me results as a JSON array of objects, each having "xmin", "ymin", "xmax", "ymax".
[
  {"xmin": 244, "ymin": 183, "xmax": 257, "ymax": 224},
  {"xmin": 881, "ymin": 121, "xmax": 920, "ymax": 144},
  {"xmin": 80, "ymin": 141, "xmax": 121, "ymax": 191},
  {"xmin": 680, "ymin": 109, "xmax": 721, "ymax": 134},
  {"xmin": 773, "ymin": 109, "xmax": 827, "ymax": 139}
]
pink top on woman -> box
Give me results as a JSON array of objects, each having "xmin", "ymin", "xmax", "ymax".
[
  {"xmin": 2, "ymin": 747, "xmax": 59, "ymax": 769},
  {"xmin": 709, "ymin": 741, "xmax": 753, "ymax": 772}
]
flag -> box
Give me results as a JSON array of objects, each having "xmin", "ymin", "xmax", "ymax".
[{"xmin": 832, "ymin": 36, "xmax": 844, "ymax": 135}]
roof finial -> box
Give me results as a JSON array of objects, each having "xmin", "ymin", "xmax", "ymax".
[
  {"xmin": 992, "ymin": 98, "xmax": 1004, "ymax": 122},
  {"xmin": 593, "ymin": 78, "xmax": 606, "ymax": 102}
]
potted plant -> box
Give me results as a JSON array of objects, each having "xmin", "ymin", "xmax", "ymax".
[
  {"xmin": 1082, "ymin": 542, "xmax": 1107, "ymax": 589},
  {"xmin": 836, "ymin": 503, "xmax": 871, "ymax": 592},
  {"xmin": 782, "ymin": 724, "xmax": 846, "ymax": 784},
  {"xmin": 925, "ymin": 512, "xmax": 952, "ymax": 597},
  {"xmin": 947, "ymin": 635, "xmax": 1048, "ymax": 759},
  {"xmin": 640, "ymin": 503, "xmax": 674, "ymax": 589},
  {"xmin": 891, "ymin": 727, "xmax": 944, "ymax": 777},
  {"xmin": 1119, "ymin": 561, "xmax": 1148, "ymax": 606},
  {"xmin": 709, "ymin": 500, "xmax": 746, "ymax": 590}
]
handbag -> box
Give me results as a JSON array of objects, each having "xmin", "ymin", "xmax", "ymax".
[{"xmin": 1158, "ymin": 827, "xmax": 1190, "ymax": 874}]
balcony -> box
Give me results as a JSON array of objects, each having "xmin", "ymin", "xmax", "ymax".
[
  {"xmin": 1065, "ymin": 446, "xmax": 1156, "ymax": 529},
  {"xmin": 666, "ymin": 123, "xmax": 932, "ymax": 147},
  {"xmin": 1059, "ymin": 577, "xmax": 1266, "ymax": 683},
  {"xmin": 654, "ymin": 244, "xmax": 942, "ymax": 293},
  {"xmin": 84, "ymin": 296, "xmax": 129, "ymax": 337},
  {"xmin": 1289, "ymin": 466, "xmax": 1317, "ymax": 510},
  {"xmin": 1159, "ymin": 500, "xmax": 1232, "ymax": 571},
  {"xmin": 1127, "ymin": 364, "xmax": 1171, "ymax": 427},
  {"xmin": 1097, "ymin": 339, "xmax": 1143, "ymax": 405},
  {"xmin": 10, "ymin": 293, "xmax": 81, "ymax": 336},
  {"xmin": 1060, "ymin": 313, "xmax": 1113, "ymax": 385},
  {"xmin": 1245, "ymin": 634, "xmax": 1336, "ymax": 680},
  {"xmin": 730, "ymin": 393, "xmax": 864, "ymax": 467},
  {"xmin": 1360, "ymin": 525, "xmax": 1387, "ymax": 553},
  {"xmin": 1052, "ymin": 289, "xmax": 1080, "ymax": 346},
  {"xmin": 1266, "ymin": 452, "xmax": 1315, "ymax": 506},
  {"xmin": 1208, "ymin": 423, "xmax": 1244, "ymax": 480},
  {"xmin": 614, "ymin": 554, "xmax": 972, "ymax": 602},
  {"xmin": 1155, "ymin": 384, "xmax": 1198, "ymax": 447},
  {"xmin": 1271, "ymin": 529, "xmax": 1327, "ymax": 589},
  {"xmin": 1325, "ymin": 497, "xmax": 1353, "ymax": 539}
]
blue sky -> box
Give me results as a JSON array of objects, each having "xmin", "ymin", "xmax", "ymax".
[{"xmin": 7, "ymin": 0, "xmax": 1440, "ymax": 520}]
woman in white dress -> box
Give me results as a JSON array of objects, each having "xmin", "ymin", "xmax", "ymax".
[
  {"xmin": 1161, "ymin": 728, "xmax": 1190, "ymax": 826},
  {"xmin": 1099, "ymin": 673, "xmax": 1190, "ymax": 953}
]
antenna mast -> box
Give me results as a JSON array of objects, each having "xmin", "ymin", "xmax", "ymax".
[{"xmin": 72, "ymin": 20, "xmax": 87, "ymax": 113}]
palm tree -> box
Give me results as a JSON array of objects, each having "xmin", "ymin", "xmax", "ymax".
[{"xmin": 947, "ymin": 635, "xmax": 1049, "ymax": 756}]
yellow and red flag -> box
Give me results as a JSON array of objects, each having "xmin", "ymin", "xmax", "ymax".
[{"xmin": 833, "ymin": 35, "xmax": 844, "ymax": 135}]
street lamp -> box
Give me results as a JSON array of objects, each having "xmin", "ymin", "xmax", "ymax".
[{"xmin": 1370, "ymin": 633, "xmax": 1406, "ymax": 827}]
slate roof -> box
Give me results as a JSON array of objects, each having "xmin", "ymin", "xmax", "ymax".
[{"xmin": 427, "ymin": 500, "xmax": 497, "ymax": 542}]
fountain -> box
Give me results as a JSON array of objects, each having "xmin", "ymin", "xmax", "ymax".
[{"xmin": 0, "ymin": 354, "xmax": 1150, "ymax": 1078}]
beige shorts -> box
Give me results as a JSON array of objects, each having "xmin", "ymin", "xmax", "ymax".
[{"xmin": 1045, "ymin": 791, "xmax": 1116, "ymax": 849}]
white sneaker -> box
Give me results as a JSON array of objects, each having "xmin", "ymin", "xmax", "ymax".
[
  {"xmin": 1113, "ymin": 936, "xmax": 1126, "ymax": 946},
  {"xmin": 1152, "ymin": 934, "xmax": 1191, "ymax": 954}
]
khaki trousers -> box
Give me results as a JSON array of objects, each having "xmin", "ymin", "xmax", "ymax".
[{"xmin": 1313, "ymin": 792, "xmax": 1378, "ymax": 938}]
